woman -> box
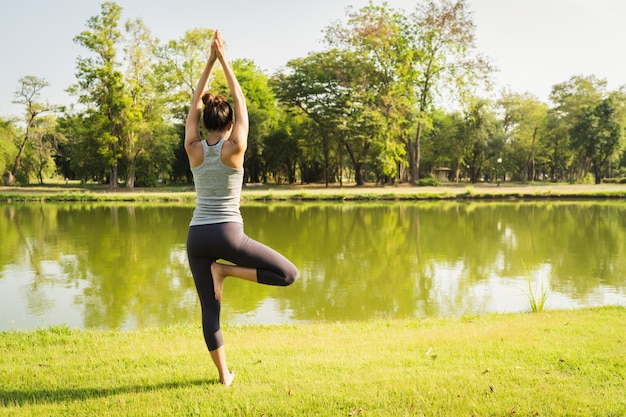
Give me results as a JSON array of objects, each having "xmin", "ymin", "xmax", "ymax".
[{"xmin": 185, "ymin": 30, "xmax": 298, "ymax": 387}]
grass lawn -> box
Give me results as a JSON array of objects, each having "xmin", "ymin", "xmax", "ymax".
[
  {"xmin": 1, "ymin": 307, "xmax": 625, "ymax": 416},
  {"xmin": 2, "ymin": 182, "xmax": 626, "ymax": 202}
]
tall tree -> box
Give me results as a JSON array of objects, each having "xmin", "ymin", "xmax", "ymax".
[
  {"xmin": 404, "ymin": 0, "xmax": 492, "ymax": 183},
  {"xmin": 461, "ymin": 99, "xmax": 504, "ymax": 183},
  {"xmin": 547, "ymin": 75, "xmax": 606, "ymax": 181},
  {"xmin": 498, "ymin": 92, "xmax": 548, "ymax": 182},
  {"xmin": 274, "ymin": 50, "xmax": 355, "ymax": 186},
  {"xmin": 3, "ymin": 76, "xmax": 54, "ymax": 185},
  {"xmin": 570, "ymin": 97, "xmax": 624, "ymax": 184},
  {"xmin": 324, "ymin": 3, "xmax": 414, "ymax": 183},
  {"xmin": 69, "ymin": 1, "xmax": 129, "ymax": 188},
  {"xmin": 153, "ymin": 28, "xmax": 214, "ymax": 183},
  {"xmin": 122, "ymin": 18, "xmax": 177, "ymax": 188}
]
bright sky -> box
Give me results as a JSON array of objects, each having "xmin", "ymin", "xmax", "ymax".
[{"xmin": 1, "ymin": 0, "xmax": 625, "ymax": 119}]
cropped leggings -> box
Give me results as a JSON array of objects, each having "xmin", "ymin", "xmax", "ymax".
[{"xmin": 187, "ymin": 222, "xmax": 298, "ymax": 351}]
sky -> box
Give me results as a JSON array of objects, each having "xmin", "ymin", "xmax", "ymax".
[{"xmin": 1, "ymin": 0, "xmax": 625, "ymax": 119}]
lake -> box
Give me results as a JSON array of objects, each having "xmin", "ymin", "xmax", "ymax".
[{"xmin": 1, "ymin": 201, "xmax": 625, "ymax": 331}]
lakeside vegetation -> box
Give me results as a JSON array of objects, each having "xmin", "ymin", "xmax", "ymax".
[
  {"xmin": 3, "ymin": 1, "xmax": 626, "ymax": 193},
  {"xmin": 2, "ymin": 182, "xmax": 626, "ymax": 203},
  {"xmin": 2, "ymin": 307, "xmax": 624, "ymax": 416}
]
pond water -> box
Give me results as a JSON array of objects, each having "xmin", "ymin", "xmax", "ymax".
[{"xmin": 1, "ymin": 201, "xmax": 625, "ymax": 331}]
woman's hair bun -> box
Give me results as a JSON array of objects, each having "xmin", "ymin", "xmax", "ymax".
[
  {"xmin": 201, "ymin": 92, "xmax": 232, "ymax": 131},
  {"xmin": 202, "ymin": 92, "xmax": 223, "ymax": 107}
]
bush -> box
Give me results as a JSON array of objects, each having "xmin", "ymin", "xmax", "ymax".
[
  {"xmin": 416, "ymin": 177, "xmax": 440, "ymax": 187},
  {"xmin": 602, "ymin": 177, "xmax": 626, "ymax": 184}
]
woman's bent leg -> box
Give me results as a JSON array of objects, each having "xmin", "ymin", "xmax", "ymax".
[
  {"xmin": 229, "ymin": 233, "xmax": 298, "ymax": 286},
  {"xmin": 211, "ymin": 261, "xmax": 257, "ymax": 302}
]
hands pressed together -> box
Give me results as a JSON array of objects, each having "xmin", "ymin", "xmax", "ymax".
[{"xmin": 210, "ymin": 29, "xmax": 225, "ymax": 62}]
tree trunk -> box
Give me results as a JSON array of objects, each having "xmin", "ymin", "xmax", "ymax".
[
  {"xmin": 110, "ymin": 163, "xmax": 118, "ymax": 189},
  {"xmin": 126, "ymin": 162, "xmax": 136, "ymax": 189},
  {"xmin": 530, "ymin": 126, "xmax": 538, "ymax": 181},
  {"xmin": 594, "ymin": 166, "xmax": 602, "ymax": 184},
  {"xmin": 3, "ymin": 172, "xmax": 14, "ymax": 186},
  {"xmin": 354, "ymin": 163, "xmax": 365, "ymax": 186},
  {"xmin": 8, "ymin": 134, "xmax": 31, "ymax": 186},
  {"xmin": 407, "ymin": 122, "xmax": 423, "ymax": 184},
  {"xmin": 126, "ymin": 175, "xmax": 135, "ymax": 189}
]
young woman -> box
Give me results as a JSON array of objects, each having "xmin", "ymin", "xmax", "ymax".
[{"xmin": 185, "ymin": 30, "xmax": 298, "ymax": 387}]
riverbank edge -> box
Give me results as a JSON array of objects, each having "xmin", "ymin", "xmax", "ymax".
[
  {"xmin": 2, "ymin": 183, "xmax": 626, "ymax": 202},
  {"xmin": 2, "ymin": 305, "xmax": 623, "ymax": 336}
]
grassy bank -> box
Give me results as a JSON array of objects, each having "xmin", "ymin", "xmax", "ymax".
[
  {"xmin": 2, "ymin": 307, "xmax": 625, "ymax": 416},
  {"xmin": 2, "ymin": 183, "xmax": 626, "ymax": 202}
]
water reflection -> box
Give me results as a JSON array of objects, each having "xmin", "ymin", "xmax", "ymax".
[{"xmin": 1, "ymin": 201, "xmax": 625, "ymax": 331}]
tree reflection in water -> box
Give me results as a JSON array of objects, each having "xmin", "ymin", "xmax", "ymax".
[{"xmin": 1, "ymin": 201, "xmax": 625, "ymax": 330}]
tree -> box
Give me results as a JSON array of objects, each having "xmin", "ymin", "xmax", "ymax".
[
  {"xmin": 420, "ymin": 109, "xmax": 465, "ymax": 181},
  {"xmin": 570, "ymin": 97, "xmax": 624, "ymax": 184},
  {"xmin": 69, "ymin": 1, "xmax": 129, "ymax": 188},
  {"xmin": 404, "ymin": 0, "xmax": 492, "ymax": 183},
  {"xmin": 122, "ymin": 18, "xmax": 177, "ymax": 188},
  {"xmin": 3, "ymin": 76, "xmax": 54, "ymax": 185},
  {"xmin": 274, "ymin": 50, "xmax": 355, "ymax": 186},
  {"xmin": 547, "ymin": 75, "xmax": 606, "ymax": 181},
  {"xmin": 262, "ymin": 127, "xmax": 300, "ymax": 184},
  {"xmin": 461, "ymin": 99, "xmax": 504, "ymax": 183},
  {"xmin": 153, "ymin": 28, "xmax": 214, "ymax": 123},
  {"xmin": 21, "ymin": 115, "xmax": 58, "ymax": 184},
  {"xmin": 0, "ymin": 117, "xmax": 19, "ymax": 179},
  {"xmin": 153, "ymin": 28, "xmax": 214, "ymax": 183},
  {"xmin": 324, "ymin": 3, "xmax": 415, "ymax": 184},
  {"xmin": 498, "ymin": 92, "xmax": 548, "ymax": 182}
]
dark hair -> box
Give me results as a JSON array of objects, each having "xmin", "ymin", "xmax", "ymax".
[{"xmin": 202, "ymin": 92, "xmax": 233, "ymax": 131}]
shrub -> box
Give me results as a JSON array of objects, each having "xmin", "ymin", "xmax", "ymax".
[{"xmin": 416, "ymin": 177, "xmax": 440, "ymax": 187}]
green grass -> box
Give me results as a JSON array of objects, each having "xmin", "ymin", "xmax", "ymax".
[
  {"xmin": 523, "ymin": 262, "xmax": 552, "ymax": 313},
  {"xmin": 2, "ymin": 307, "xmax": 625, "ymax": 416},
  {"xmin": 2, "ymin": 182, "xmax": 626, "ymax": 202}
]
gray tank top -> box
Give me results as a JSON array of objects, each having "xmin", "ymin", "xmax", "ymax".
[{"xmin": 189, "ymin": 139, "xmax": 244, "ymax": 226}]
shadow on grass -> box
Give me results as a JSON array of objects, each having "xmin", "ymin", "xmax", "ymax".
[{"xmin": 0, "ymin": 378, "xmax": 215, "ymax": 407}]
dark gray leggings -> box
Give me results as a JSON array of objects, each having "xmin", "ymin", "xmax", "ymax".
[{"xmin": 187, "ymin": 222, "xmax": 297, "ymax": 351}]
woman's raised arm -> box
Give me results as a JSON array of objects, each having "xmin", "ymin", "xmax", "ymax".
[
  {"xmin": 213, "ymin": 30, "xmax": 249, "ymax": 159},
  {"xmin": 185, "ymin": 32, "xmax": 218, "ymax": 167}
]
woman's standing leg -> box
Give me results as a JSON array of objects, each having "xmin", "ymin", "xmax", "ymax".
[{"xmin": 187, "ymin": 254, "xmax": 235, "ymax": 385}]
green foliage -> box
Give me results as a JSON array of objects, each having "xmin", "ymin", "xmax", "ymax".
[
  {"xmin": 263, "ymin": 127, "xmax": 300, "ymax": 183},
  {"xmin": 69, "ymin": 1, "xmax": 128, "ymax": 187},
  {"xmin": 0, "ymin": 117, "xmax": 18, "ymax": 175},
  {"xmin": 215, "ymin": 59, "xmax": 279, "ymax": 183},
  {"xmin": 571, "ymin": 97, "xmax": 624, "ymax": 184},
  {"xmin": 602, "ymin": 177, "xmax": 626, "ymax": 184},
  {"xmin": 416, "ymin": 177, "xmax": 440, "ymax": 186},
  {"xmin": 8, "ymin": 2, "xmax": 626, "ymax": 186},
  {"xmin": 153, "ymin": 27, "xmax": 214, "ymax": 122},
  {"xmin": 498, "ymin": 92, "xmax": 549, "ymax": 182}
]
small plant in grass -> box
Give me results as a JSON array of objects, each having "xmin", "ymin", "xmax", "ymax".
[{"xmin": 523, "ymin": 262, "xmax": 552, "ymax": 312}]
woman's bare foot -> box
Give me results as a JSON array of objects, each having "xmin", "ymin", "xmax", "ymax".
[
  {"xmin": 221, "ymin": 371, "xmax": 235, "ymax": 388},
  {"xmin": 210, "ymin": 262, "xmax": 226, "ymax": 302}
]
